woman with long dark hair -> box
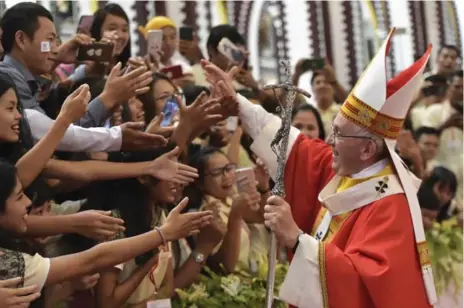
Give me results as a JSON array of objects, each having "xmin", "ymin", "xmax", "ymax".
[
  {"xmin": 291, "ymin": 103, "xmax": 326, "ymax": 141},
  {"xmin": 0, "ymin": 160, "xmax": 212, "ymax": 306},
  {"xmin": 186, "ymin": 146, "xmax": 268, "ymax": 274},
  {"xmin": 90, "ymin": 3, "xmax": 131, "ymax": 68},
  {"xmin": 63, "ymin": 148, "xmax": 217, "ymax": 307}
]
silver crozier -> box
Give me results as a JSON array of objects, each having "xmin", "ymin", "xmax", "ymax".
[{"xmin": 263, "ymin": 60, "xmax": 311, "ymax": 308}]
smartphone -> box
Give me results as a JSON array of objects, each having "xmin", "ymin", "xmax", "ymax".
[
  {"xmin": 235, "ymin": 167, "xmax": 256, "ymax": 193},
  {"xmin": 161, "ymin": 98, "xmax": 179, "ymax": 127},
  {"xmin": 161, "ymin": 65, "xmax": 183, "ymax": 80},
  {"xmin": 77, "ymin": 42, "xmax": 113, "ymax": 62},
  {"xmin": 179, "ymin": 26, "xmax": 194, "ymax": 41},
  {"xmin": 301, "ymin": 58, "xmax": 325, "ymax": 72},
  {"xmin": 147, "ymin": 30, "xmax": 163, "ymax": 60},
  {"xmin": 77, "ymin": 15, "xmax": 94, "ymax": 33},
  {"xmin": 226, "ymin": 116, "xmax": 238, "ymax": 132},
  {"xmin": 218, "ymin": 38, "xmax": 246, "ymax": 63},
  {"xmin": 146, "ymin": 299, "xmax": 172, "ymax": 308}
]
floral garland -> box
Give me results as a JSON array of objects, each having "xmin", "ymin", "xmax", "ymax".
[
  {"xmin": 426, "ymin": 218, "xmax": 463, "ymax": 296},
  {"xmin": 172, "ymin": 256, "xmax": 289, "ymax": 308}
]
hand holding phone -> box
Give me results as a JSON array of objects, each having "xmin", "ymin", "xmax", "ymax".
[
  {"xmin": 161, "ymin": 65, "xmax": 183, "ymax": 80},
  {"xmin": 218, "ymin": 38, "xmax": 246, "ymax": 64},
  {"xmin": 179, "ymin": 26, "xmax": 194, "ymax": 41},
  {"xmin": 161, "ymin": 98, "xmax": 179, "ymax": 127},
  {"xmin": 147, "ymin": 30, "xmax": 163, "ymax": 61},
  {"xmin": 300, "ymin": 58, "xmax": 325, "ymax": 73},
  {"xmin": 235, "ymin": 167, "xmax": 256, "ymax": 194},
  {"xmin": 226, "ymin": 116, "xmax": 238, "ymax": 132},
  {"xmin": 77, "ymin": 42, "xmax": 113, "ymax": 62}
]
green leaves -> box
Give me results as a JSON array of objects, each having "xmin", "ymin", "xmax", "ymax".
[
  {"xmin": 426, "ymin": 218, "xmax": 463, "ymax": 297},
  {"xmin": 172, "ymin": 257, "xmax": 289, "ymax": 308}
]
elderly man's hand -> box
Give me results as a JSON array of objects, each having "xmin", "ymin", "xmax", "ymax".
[
  {"xmin": 264, "ymin": 196, "xmax": 302, "ymax": 249},
  {"xmin": 201, "ymin": 59, "xmax": 238, "ymax": 99}
]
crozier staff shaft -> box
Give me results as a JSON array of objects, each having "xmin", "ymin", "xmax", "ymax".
[{"xmin": 264, "ymin": 60, "xmax": 311, "ymax": 308}]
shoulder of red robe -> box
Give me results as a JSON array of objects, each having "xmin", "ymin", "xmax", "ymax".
[{"xmin": 340, "ymin": 28, "xmax": 437, "ymax": 305}]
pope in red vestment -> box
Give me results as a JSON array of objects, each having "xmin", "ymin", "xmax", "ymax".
[{"xmin": 201, "ymin": 28, "xmax": 437, "ymax": 308}]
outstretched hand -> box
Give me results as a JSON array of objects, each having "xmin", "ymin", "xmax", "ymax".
[
  {"xmin": 161, "ymin": 197, "xmax": 213, "ymax": 241},
  {"xmin": 178, "ymin": 91, "xmax": 223, "ymax": 130},
  {"xmin": 71, "ymin": 210, "xmax": 126, "ymax": 241},
  {"xmin": 201, "ymin": 59, "xmax": 238, "ymax": 99},
  {"xmin": 147, "ymin": 146, "xmax": 199, "ymax": 185},
  {"xmin": 0, "ymin": 276, "xmax": 41, "ymax": 308},
  {"xmin": 145, "ymin": 113, "xmax": 176, "ymax": 137},
  {"xmin": 120, "ymin": 121, "xmax": 168, "ymax": 151}
]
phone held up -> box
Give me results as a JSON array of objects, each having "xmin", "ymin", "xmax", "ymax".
[
  {"xmin": 300, "ymin": 58, "xmax": 325, "ymax": 73},
  {"xmin": 161, "ymin": 65, "xmax": 183, "ymax": 80},
  {"xmin": 179, "ymin": 26, "xmax": 194, "ymax": 41},
  {"xmin": 147, "ymin": 29, "xmax": 163, "ymax": 61},
  {"xmin": 161, "ymin": 98, "xmax": 180, "ymax": 127},
  {"xmin": 218, "ymin": 38, "xmax": 246, "ymax": 64},
  {"xmin": 77, "ymin": 15, "xmax": 94, "ymax": 33},
  {"xmin": 77, "ymin": 42, "xmax": 113, "ymax": 63}
]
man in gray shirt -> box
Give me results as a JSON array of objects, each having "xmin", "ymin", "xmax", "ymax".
[{"xmin": 0, "ymin": 2, "xmax": 164, "ymax": 152}]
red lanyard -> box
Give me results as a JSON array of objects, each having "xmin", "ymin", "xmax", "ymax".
[{"xmin": 148, "ymin": 244, "xmax": 170, "ymax": 291}]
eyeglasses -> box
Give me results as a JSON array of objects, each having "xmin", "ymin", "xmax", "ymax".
[
  {"xmin": 204, "ymin": 163, "xmax": 237, "ymax": 177},
  {"xmin": 155, "ymin": 91, "xmax": 184, "ymax": 102},
  {"xmin": 327, "ymin": 128, "xmax": 374, "ymax": 143}
]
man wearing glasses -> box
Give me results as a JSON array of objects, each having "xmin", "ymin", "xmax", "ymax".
[{"xmin": 202, "ymin": 28, "xmax": 436, "ymax": 308}]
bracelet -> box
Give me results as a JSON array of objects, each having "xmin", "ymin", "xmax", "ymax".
[{"xmin": 154, "ymin": 227, "xmax": 167, "ymax": 246}]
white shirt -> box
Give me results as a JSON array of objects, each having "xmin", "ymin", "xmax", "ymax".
[{"xmin": 25, "ymin": 109, "xmax": 122, "ymax": 152}]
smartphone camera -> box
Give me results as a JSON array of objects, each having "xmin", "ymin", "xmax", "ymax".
[{"xmin": 161, "ymin": 98, "xmax": 179, "ymax": 127}]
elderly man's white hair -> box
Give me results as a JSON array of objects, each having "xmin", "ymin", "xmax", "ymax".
[{"xmin": 354, "ymin": 125, "xmax": 387, "ymax": 159}]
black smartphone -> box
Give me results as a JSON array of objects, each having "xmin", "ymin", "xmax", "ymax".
[
  {"xmin": 301, "ymin": 58, "xmax": 325, "ymax": 72},
  {"xmin": 77, "ymin": 42, "xmax": 113, "ymax": 62},
  {"xmin": 179, "ymin": 26, "xmax": 194, "ymax": 41}
]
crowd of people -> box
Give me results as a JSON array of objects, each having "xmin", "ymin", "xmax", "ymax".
[{"xmin": 0, "ymin": 2, "xmax": 462, "ymax": 308}]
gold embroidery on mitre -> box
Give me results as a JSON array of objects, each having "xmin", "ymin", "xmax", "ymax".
[
  {"xmin": 340, "ymin": 94, "xmax": 404, "ymax": 139},
  {"xmin": 417, "ymin": 241, "xmax": 431, "ymax": 266}
]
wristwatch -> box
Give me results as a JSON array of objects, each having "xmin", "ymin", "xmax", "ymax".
[{"xmin": 191, "ymin": 250, "xmax": 206, "ymax": 265}]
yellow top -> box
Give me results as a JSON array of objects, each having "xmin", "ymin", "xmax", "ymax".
[
  {"xmin": 312, "ymin": 163, "xmax": 395, "ymax": 242},
  {"xmin": 138, "ymin": 16, "xmax": 176, "ymax": 38}
]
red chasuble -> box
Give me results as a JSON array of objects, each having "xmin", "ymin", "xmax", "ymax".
[{"xmin": 283, "ymin": 134, "xmax": 430, "ymax": 308}]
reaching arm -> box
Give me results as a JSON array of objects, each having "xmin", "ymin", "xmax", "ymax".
[
  {"xmin": 24, "ymin": 210, "xmax": 123, "ymax": 238},
  {"xmin": 25, "ymin": 214, "xmax": 79, "ymax": 237},
  {"xmin": 236, "ymin": 94, "xmax": 300, "ymax": 180},
  {"xmin": 16, "ymin": 116, "xmax": 71, "ymax": 188},
  {"xmin": 25, "ymin": 109, "xmax": 122, "ymax": 152},
  {"xmin": 46, "ymin": 229, "xmax": 164, "ymax": 286},
  {"xmin": 96, "ymin": 256, "xmax": 158, "ymax": 308},
  {"xmin": 43, "ymin": 198, "xmax": 211, "ymax": 287},
  {"xmin": 214, "ymin": 211, "xmax": 243, "ymax": 273},
  {"xmin": 75, "ymin": 96, "xmax": 111, "ymax": 128},
  {"xmin": 42, "ymin": 159, "xmax": 148, "ymax": 183}
]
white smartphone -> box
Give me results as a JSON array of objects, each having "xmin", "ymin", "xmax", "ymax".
[
  {"xmin": 226, "ymin": 116, "xmax": 238, "ymax": 132},
  {"xmin": 218, "ymin": 37, "xmax": 246, "ymax": 63},
  {"xmin": 235, "ymin": 167, "xmax": 256, "ymax": 193},
  {"xmin": 147, "ymin": 299, "xmax": 171, "ymax": 308},
  {"xmin": 147, "ymin": 30, "xmax": 163, "ymax": 60}
]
